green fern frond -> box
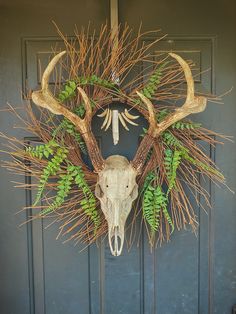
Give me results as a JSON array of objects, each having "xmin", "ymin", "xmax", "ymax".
[
  {"xmin": 141, "ymin": 62, "xmax": 169, "ymax": 99},
  {"xmin": 58, "ymin": 80, "xmax": 77, "ymax": 102},
  {"xmin": 39, "ymin": 165, "xmax": 75, "ymax": 216},
  {"xmin": 141, "ymin": 171, "xmax": 156, "ymax": 194},
  {"xmin": 33, "ymin": 146, "xmax": 68, "ymax": 206},
  {"xmin": 162, "ymin": 203, "xmax": 174, "ymax": 232},
  {"xmin": 171, "ymin": 121, "xmax": 202, "ymax": 130},
  {"xmin": 143, "ymin": 185, "xmax": 160, "ymax": 232},
  {"xmin": 143, "ymin": 184, "xmax": 172, "ymax": 233},
  {"xmin": 58, "ymin": 76, "xmax": 116, "ymax": 103},
  {"xmin": 73, "ymin": 166, "xmax": 100, "ymax": 232},
  {"xmin": 164, "ymin": 148, "xmax": 182, "ymax": 193},
  {"xmin": 182, "ymin": 151, "xmax": 224, "ymax": 178},
  {"xmin": 53, "ymin": 117, "xmax": 87, "ymax": 154},
  {"xmin": 164, "ymin": 148, "xmax": 173, "ymax": 181},
  {"xmin": 135, "ymin": 62, "xmax": 168, "ymax": 106},
  {"xmin": 167, "ymin": 150, "xmax": 182, "ymax": 193},
  {"xmin": 157, "ymin": 108, "xmax": 170, "ymax": 122},
  {"xmin": 26, "ymin": 140, "xmax": 59, "ymax": 159},
  {"xmin": 39, "ymin": 164, "xmax": 101, "ymax": 232},
  {"xmin": 52, "ymin": 106, "xmax": 91, "ymax": 155},
  {"xmin": 162, "ymin": 131, "xmax": 183, "ymax": 148}
]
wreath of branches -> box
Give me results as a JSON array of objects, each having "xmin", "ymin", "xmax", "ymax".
[{"xmin": 1, "ymin": 24, "xmax": 230, "ymax": 250}]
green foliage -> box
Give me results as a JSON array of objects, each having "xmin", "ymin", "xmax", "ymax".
[
  {"xmin": 141, "ymin": 171, "xmax": 156, "ymax": 194},
  {"xmin": 164, "ymin": 148, "xmax": 173, "ymax": 181},
  {"xmin": 135, "ymin": 62, "xmax": 168, "ymax": 106},
  {"xmin": 26, "ymin": 140, "xmax": 59, "ymax": 159},
  {"xmin": 171, "ymin": 121, "xmax": 202, "ymax": 130},
  {"xmin": 142, "ymin": 172, "xmax": 174, "ymax": 233},
  {"xmin": 26, "ymin": 140, "xmax": 68, "ymax": 207},
  {"xmin": 38, "ymin": 164, "xmax": 100, "ymax": 233},
  {"xmin": 162, "ymin": 200, "xmax": 174, "ymax": 231},
  {"xmin": 73, "ymin": 166, "xmax": 100, "ymax": 232},
  {"xmin": 58, "ymin": 80, "xmax": 77, "ymax": 102},
  {"xmin": 162, "ymin": 131, "xmax": 183, "ymax": 148},
  {"xmin": 156, "ymin": 108, "xmax": 169, "ymax": 122},
  {"xmin": 52, "ymin": 115, "xmax": 87, "ymax": 155},
  {"xmin": 182, "ymin": 151, "xmax": 223, "ymax": 178},
  {"xmin": 167, "ymin": 150, "xmax": 182, "ymax": 193},
  {"xmin": 164, "ymin": 148, "xmax": 182, "ymax": 193},
  {"xmin": 76, "ymin": 75, "xmax": 116, "ymax": 89},
  {"xmin": 39, "ymin": 165, "xmax": 75, "ymax": 216},
  {"xmin": 141, "ymin": 62, "xmax": 168, "ymax": 99},
  {"xmin": 72, "ymin": 101, "xmax": 95, "ymax": 119},
  {"xmin": 52, "ymin": 105, "xmax": 95, "ymax": 155},
  {"xmin": 143, "ymin": 185, "xmax": 160, "ymax": 232},
  {"xmin": 58, "ymin": 76, "xmax": 116, "ymax": 103},
  {"xmin": 34, "ymin": 146, "xmax": 68, "ymax": 206}
]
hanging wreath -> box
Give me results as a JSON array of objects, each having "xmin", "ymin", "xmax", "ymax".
[{"xmin": 2, "ymin": 25, "xmax": 229, "ymax": 256}]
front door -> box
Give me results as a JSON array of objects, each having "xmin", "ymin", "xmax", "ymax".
[{"xmin": 0, "ymin": 1, "xmax": 235, "ymax": 313}]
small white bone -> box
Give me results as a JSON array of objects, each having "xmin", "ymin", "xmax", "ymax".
[{"xmin": 112, "ymin": 110, "xmax": 119, "ymax": 145}]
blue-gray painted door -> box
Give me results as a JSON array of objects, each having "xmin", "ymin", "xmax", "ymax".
[{"xmin": 0, "ymin": 1, "xmax": 235, "ymax": 313}]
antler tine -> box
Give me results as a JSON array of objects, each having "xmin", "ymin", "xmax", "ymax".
[
  {"xmin": 77, "ymin": 87, "xmax": 92, "ymax": 119},
  {"xmin": 41, "ymin": 51, "xmax": 66, "ymax": 91},
  {"xmin": 32, "ymin": 51, "xmax": 104, "ymax": 172},
  {"xmin": 169, "ymin": 53, "xmax": 194, "ymax": 105},
  {"xmin": 136, "ymin": 91, "xmax": 156, "ymax": 134},
  {"xmin": 132, "ymin": 53, "xmax": 207, "ymax": 173},
  {"xmin": 156, "ymin": 53, "xmax": 207, "ymax": 133},
  {"xmin": 32, "ymin": 51, "xmax": 68, "ymax": 115}
]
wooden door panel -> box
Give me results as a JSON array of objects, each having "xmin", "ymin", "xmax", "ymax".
[{"xmin": 0, "ymin": 1, "xmax": 109, "ymax": 313}]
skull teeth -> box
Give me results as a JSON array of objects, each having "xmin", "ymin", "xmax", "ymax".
[{"xmin": 109, "ymin": 226, "xmax": 123, "ymax": 256}]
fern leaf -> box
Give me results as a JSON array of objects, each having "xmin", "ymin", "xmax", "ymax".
[
  {"xmin": 143, "ymin": 184, "xmax": 171, "ymax": 233},
  {"xmin": 164, "ymin": 148, "xmax": 173, "ymax": 181},
  {"xmin": 141, "ymin": 171, "xmax": 156, "ymax": 194},
  {"xmin": 39, "ymin": 165, "xmax": 74, "ymax": 216},
  {"xmin": 171, "ymin": 121, "xmax": 201, "ymax": 130},
  {"xmin": 162, "ymin": 204, "xmax": 174, "ymax": 232},
  {"xmin": 167, "ymin": 150, "xmax": 182, "ymax": 193},
  {"xmin": 135, "ymin": 62, "xmax": 168, "ymax": 106},
  {"xmin": 58, "ymin": 76, "xmax": 116, "ymax": 103},
  {"xmin": 26, "ymin": 140, "xmax": 59, "ymax": 160},
  {"xmin": 73, "ymin": 166, "xmax": 101, "ymax": 232},
  {"xmin": 52, "ymin": 108, "xmax": 88, "ymax": 155},
  {"xmin": 33, "ymin": 146, "xmax": 68, "ymax": 206},
  {"xmin": 182, "ymin": 151, "xmax": 224, "ymax": 178},
  {"xmin": 162, "ymin": 131, "xmax": 183, "ymax": 148}
]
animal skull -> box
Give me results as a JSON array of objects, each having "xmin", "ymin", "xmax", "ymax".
[{"xmin": 95, "ymin": 155, "xmax": 138, "ymax": 256}]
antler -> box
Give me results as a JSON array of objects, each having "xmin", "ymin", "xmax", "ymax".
[
  {"xmin": 32, "ymin": 51, "xmax": 105, "ymax": 172},
  {"xmin": 132, "ymin": 52, "xmax": 207, "ymax": 172}
]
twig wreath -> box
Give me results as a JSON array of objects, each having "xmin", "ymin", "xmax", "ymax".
[{"xmin": 2, "ymin": 25, "xmax": 229, "ymax": 256}]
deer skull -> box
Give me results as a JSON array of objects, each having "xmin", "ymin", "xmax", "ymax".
[
  {"xmin": 31, "ymin": 51, "xmax": 207, "ymax": 256},
  {"xmin": 95, "ymin": 155, "xmax": 138, "ymax": 256}
]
